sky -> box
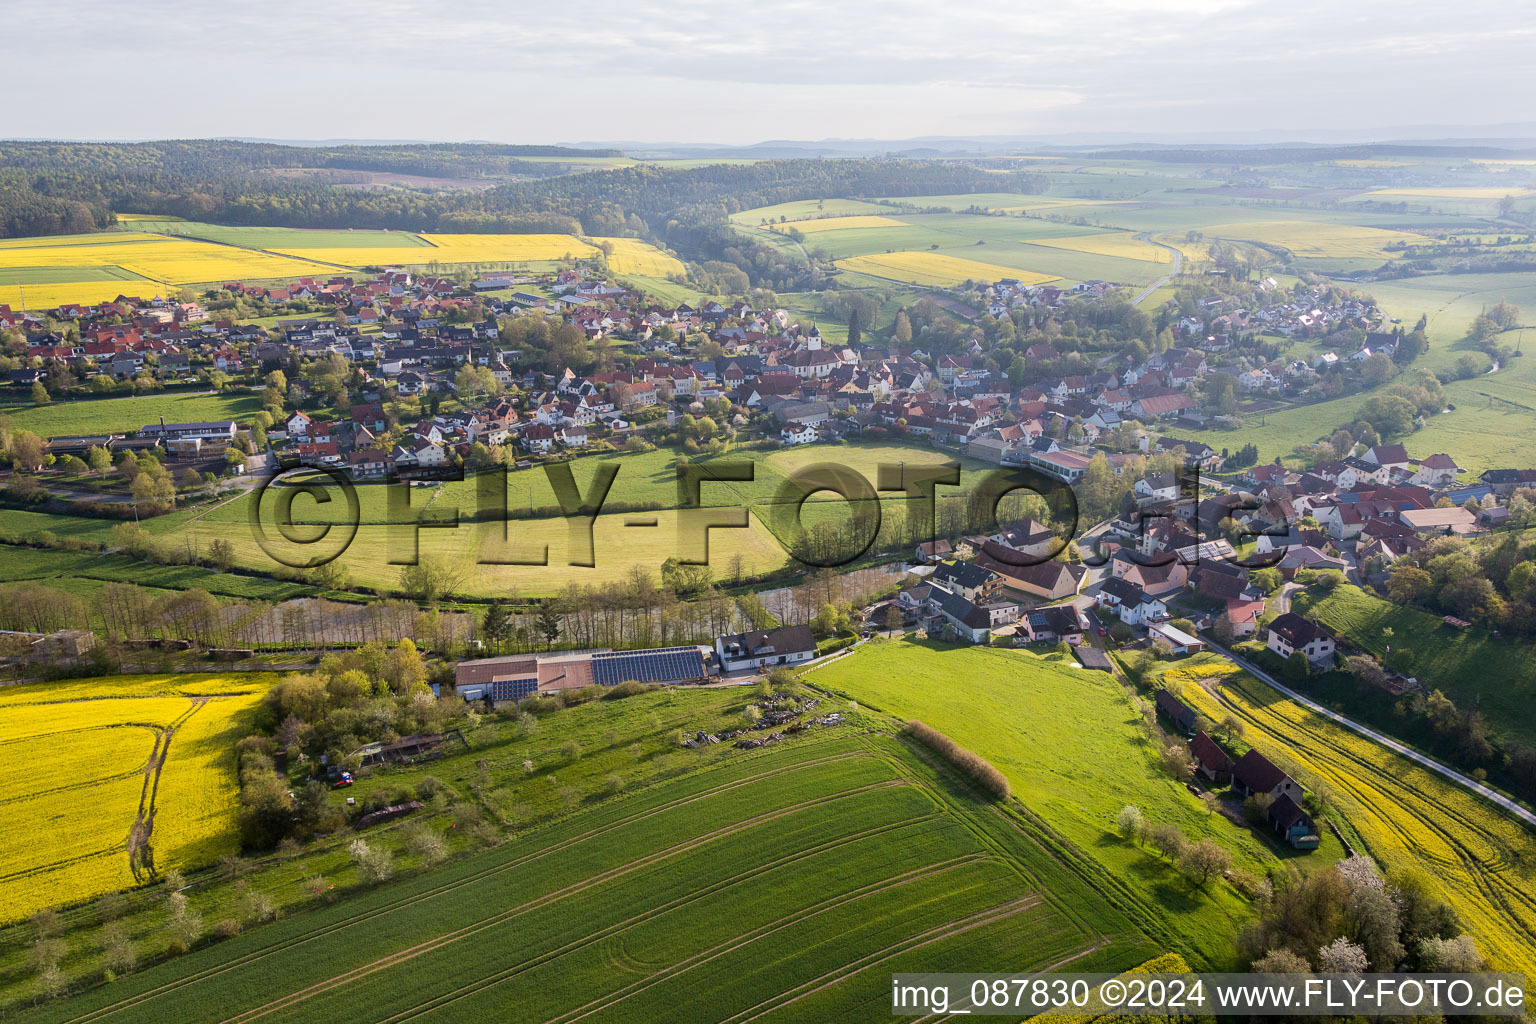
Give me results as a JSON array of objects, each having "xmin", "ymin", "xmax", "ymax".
[{"xmin": 5, "ymin": 0, "xmax": 1535, "ymax": 146}]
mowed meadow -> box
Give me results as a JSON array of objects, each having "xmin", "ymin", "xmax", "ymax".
[
  {"xmin": 0, "ymin": 675, "xmax": 272, "ymax": 924},
  {"xmin": 17, "ymin": 723, "xmax": 1155, "ymax": 1024},
  {"xmin": 804, "ymin": 640, "xmax": 1340, "ymax": 966}
]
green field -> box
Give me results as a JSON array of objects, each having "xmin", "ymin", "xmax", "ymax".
[
  {"xmin": 0, "ymin": 265, "xmax": 154, "ymax": 286},
  {"xmin": 0, "ymin": 392, "xmax": 263, "ymax": 438},
  {"xmin": 1294, "ymin": 584, "xmax": 1536, "ymax": 748},
  {"xmin": 13, "ymin": 689, "xmax": 1155, "ymax": 1022},
  {"xmin": 119, "ymin": 221, "xmax": 433, "ymax": 250},
  {"xmin": 806, "ymin": 640, "xmax": 1343, "ymax": 966}
]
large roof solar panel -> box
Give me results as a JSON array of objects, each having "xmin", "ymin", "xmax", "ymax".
[{"xmin": 591, "ymin": 646, "xmax": 707, "ymax": 686}]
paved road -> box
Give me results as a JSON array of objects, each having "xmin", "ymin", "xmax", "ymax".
[
  {"xmin": 1132, "ymin": 235, "xmax": 1183, "ymax": 306},
  {"xmin": 1206, "ymin": 638, "xmax": 1536, "ymax": 830}
]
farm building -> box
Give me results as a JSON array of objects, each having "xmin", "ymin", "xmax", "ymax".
[
  {"xmin": 1147, "ymin": 622, "xmax": 1204, "ymax": 655},
  {"xmin": 1189, "ymin": 731, "xmax": 1233, "ymax": 784},
  {"xmin": 1231, "ymin": 748, "xmax": 1304, "ymax": 803},
  {"xmin": 715, "ymin": 625, "xmax": 816, "ymax": 672},
  {"xmin": 1073, "ymin": 647, "xmax": 1113, "ymax": 672},
  {"xmin": 1266, "ymin": 793, "xmax": 1321, "ymax": 850},
  {"xmin": 454, "ymin": 645, "xmax": 711, "ymax": 702},
  {"xmin": 975, "ymin": 542, "xmax": 1085, "ymax": 599},
  {"xmin": 1154, "ymin": 690, "xmax": 1199, "ymax": 734},
  {"xmin": 136, "ymin": 419, "xmax": 238, "ymax": 443},
  {"xmin": 0, "ymin": 628, "xmax": 97, "ymax": 665}
]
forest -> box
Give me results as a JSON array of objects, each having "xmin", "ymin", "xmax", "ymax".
[{"xmin": 0, "ymin": 141, "xmax": 1042, "ymax": 270}]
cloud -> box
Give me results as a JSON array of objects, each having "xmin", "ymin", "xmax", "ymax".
[{"xmin": 1, "ymin": 0, "xmax": 1531, "ymax": 143}]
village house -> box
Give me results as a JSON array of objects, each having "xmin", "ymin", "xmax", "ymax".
[
  {"xmin": 928, "ymin": 561, "xmax": 1004, "ymax": 605},
  {"xmin": 1017, "ymin": 605, "xmax": 1087, "ymax": 645},
  {"xmin": 715, "ymin": 624, "xmax": 816, "ymax": 672},
  {"xmin": 1095, "ymin": 577, "xmax": 1167, "ymax": 626},
  {"xmin": 1265, "ymin": 612, "xmax": 1335, "ymax": 664}
]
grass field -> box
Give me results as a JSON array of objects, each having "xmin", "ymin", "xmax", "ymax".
[
  {"xmin": 728, "ymin": 199, "xmax": 900, "ymax": 225},
  {"xmin": 774, "ymin": 215, "xmax": 908, "ymax": 233},
  {"xmin": 884, "ymin": 193, "xmax": 1122, "ymax": 213},
  {"xmin": 1021, "ymin": 231, "xmax": 1174, "ymax": 263},
  {"xmin": 119, "ymin": 221, "xmax": 433, "ymax": 249},
  {"xmin": 1364, "ymin": 187, "xmax": 1535, "ymax": 200},
  {"xmin": 835, "ymin": 252, "xmax": 1059, "ymax": 288},
  {"xmin": 1159, "ymin": 657, "xmax": 1536, "ymax": 977},
  {"xmin": 0, "ymin": 675, "xmax": 271, "ymax": 925},
  {"xmin": 1293, "ymin": 584, "xmax": 1536, "ymax": 748},
  {"xmin": 175, "ymin": 504, "xmax": 795, "ymax": 596},
  {"xmin": 0, "ymin": 391, "xmax": 263, "ymax": 437},
  {"xmin": 805, "ymin": 640, "xmax": 1331, "ymax": 966},
  {"xmin": 16, "ymin": 698, "xmax": 1155, "ymax": 1023}
]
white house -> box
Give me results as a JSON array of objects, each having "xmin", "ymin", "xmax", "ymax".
[
  {"xmin": 715, "ymin": 625, "xmax": 816, "ymax": 671},
  {"xmin": 1265, "ymin": 612, "xmax": 1335, "ymax": 664},
  {"xmin": 780, "ymin": 421, "xmax": 818, "ymax": 446},
  {"xmin": 1134, "ymin": 472, "xmax": 1179, "ymax": 506},
  {"xmin": 1096, "ymin": 577, "xmax": 1168, "ymax": 626}
]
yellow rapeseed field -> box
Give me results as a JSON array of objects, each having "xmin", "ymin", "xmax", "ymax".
[
  {"xmin": 1365, "ymin": 187, "xmax": 1535, "ymax": 200},
  {"xmin": 1023, "ymin": 231, "xmax": 1174, "ymax": 264},
  {"xmin": 0, "ymin": 281, "xmax": 163, "ymax": 310},
  {"xmin": 1161, "ymin": 660, "xmax": 1536, "ymax": 976},
  {"xmin": 276, "ymin": 233, "xmax": 600, "ymax": 267},
  {"xmin": 1149, "ymin": 236, "xmax": 1215, "ymax": 263},
  {"xmin": 0, "ymin": 673, "xmax": 260, "ymax": 706},
  {"xmin": 591, "ymin": 236, "xmax": 686, "ymax": 277},
  {"xmin": 148, "ymin": 691, "xmax": 265, "ymax": 875},
  {"xmin": 1195, "ymin": 221, "xmax": 1431, "ymax": 260},
  {"xmin": 773, "ymin": 215, "xmax": 908, "ymax": 233},
  {"xmin": 0, "ymin": 234, "xmax": 333, "ymax": 287},
  {"xmin": 835, "ymin": 251, "xmax": 1059, "ymax": 288},
  {"xmin": 0, "ymin": 675, "xmax": 273, "ymax": 924}
]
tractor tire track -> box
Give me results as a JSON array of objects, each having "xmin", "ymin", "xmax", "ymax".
[
  {"xmin": 61, "ymin": 749, "xmax": 873, "ymax": 1024},
  {"xmin": 217, "ymin": 780, "xmax": 907, "ymax": 1024}
]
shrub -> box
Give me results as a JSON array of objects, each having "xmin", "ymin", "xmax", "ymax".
[
  {"xmin": 560, "ymin": 739, "xmax": 582, "ymax": 762},
  {"xmin": 403, "ymin": 824, "xmax": 447, "ymax": 866},
  {"xmin": 604, "ymin": 774, "xmax": 625, "ymax": 796},
  {"xmin": 1114, "ymin": 805, "xmax": 1144, "ymax": 841},
  {"xmin": 211, "ymin": 918, "xmax": 242, "ymax": 940},
  {"xmin": 902, "ymin": 720, "xmax": 1010, "ymax": 799},
  {"xmin": 348, "ymin": 839, "xmax": 393, "ymax": 885}
]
